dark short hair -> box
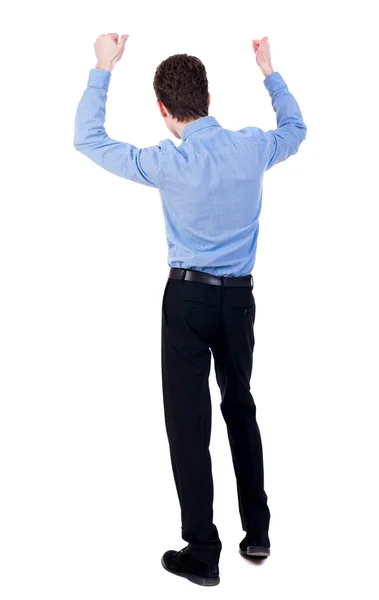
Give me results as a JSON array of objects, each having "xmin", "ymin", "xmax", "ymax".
[{"xmin": 153, "ymin": 54, "xmax": 209, "ymax": 122}]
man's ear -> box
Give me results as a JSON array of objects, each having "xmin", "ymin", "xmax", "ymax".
[
  {"xmin": 207, "ymin": 92, "xmax": 211, "ymax": 107},
  {"xmin": 157, "ymin": 99, "xmax": 168, "ymax": 118}
]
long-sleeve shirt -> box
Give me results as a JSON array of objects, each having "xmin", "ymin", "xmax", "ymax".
[{"xmin": 74, "ymin": 68, "xmax": 307, "ymax": 276}]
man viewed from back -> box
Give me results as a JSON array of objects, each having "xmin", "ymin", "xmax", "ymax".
[{"xmin": 74, "ymin": 33, "xmax": 307, "ymax": 587}]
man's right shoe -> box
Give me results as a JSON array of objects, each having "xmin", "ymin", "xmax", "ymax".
[{"xmin": 239, "ymin": 533, "xmax": 270, "ymax": 558}]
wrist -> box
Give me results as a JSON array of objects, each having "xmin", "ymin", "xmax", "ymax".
[
  {"xmin": 95, "ymin": 62, "xmax": 113, "ymax": 72},
  {"xmin": 262, "ymin": 66, "xmax": 274, "ymax": 78}
]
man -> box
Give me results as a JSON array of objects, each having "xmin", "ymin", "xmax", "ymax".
[{"xmin": 74, "ymin": 33, "xmax": 307, "ymax": 587}]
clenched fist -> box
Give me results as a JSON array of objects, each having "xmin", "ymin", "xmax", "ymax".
[
  {"xmin": 252, "ymin": 37, "xmax": 274, "ymax": 78},
  {"xmin": 94, "ymin": 33, "xmax": 129, "ymax": 72}
]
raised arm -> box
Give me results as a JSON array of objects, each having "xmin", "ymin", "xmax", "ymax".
[
  {"xmin": 253, "ymin": 37, "xmax": 307, "ymax": 169},
  {"xmin": 74, "ymin": 33, "xmax": 162, "ymax": 187}
]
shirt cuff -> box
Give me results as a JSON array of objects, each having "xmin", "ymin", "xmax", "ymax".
[
  {"xmin": 87, "ymin": 68, "xmax": 112, "ymax": 92},
  {"xmin": 264, "ymin": 72, "xmax": 287, "ymax": 96}
]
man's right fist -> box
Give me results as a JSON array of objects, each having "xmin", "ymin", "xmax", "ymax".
[{"xmin": 252, "ymin": 37, "xmax": 274, "ymax": 78}]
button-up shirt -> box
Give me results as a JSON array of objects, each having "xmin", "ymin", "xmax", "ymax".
[{"xmin": 74, "ymin": 68, "xmax": 306, "ymax": 276}]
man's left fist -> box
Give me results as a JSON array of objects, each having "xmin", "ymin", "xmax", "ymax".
[{"xmin": 94, "ymin": 33, "xmax": 129, "ymax": 72}]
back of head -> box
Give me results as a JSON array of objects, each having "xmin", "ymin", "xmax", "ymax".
[{"xmin": 153, "ymin": 54, "xmax": 209, "ymax": 122}]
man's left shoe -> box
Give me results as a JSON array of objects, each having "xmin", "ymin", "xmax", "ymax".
[{"xmin": 161, "ymin": 546, "xmax": 220, "ymax": 586}]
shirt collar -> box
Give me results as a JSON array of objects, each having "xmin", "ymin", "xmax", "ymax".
[{"xmin": 181, "ymin": 116, "xmax": 220, "ymax": 141}]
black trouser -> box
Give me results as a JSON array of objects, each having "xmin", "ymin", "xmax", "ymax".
[{"xmin": 161, "ymin": 268, "xmax": 270, "ymax": 565}]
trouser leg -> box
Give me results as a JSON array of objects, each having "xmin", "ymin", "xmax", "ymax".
[
  {"xmin": 211, "ymin": 289, "xmax": 270, "ymax": 535},
  {"xmin": 161, "ymin": 279, "xmax": 221, "ymax": 564}
]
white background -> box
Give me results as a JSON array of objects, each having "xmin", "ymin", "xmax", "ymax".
[{"xmin": 1, "ymin": 1, "xmax": 378, "ymax": 598}]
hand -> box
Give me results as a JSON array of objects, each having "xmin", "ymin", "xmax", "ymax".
[
  {"xmin": 94, "ymin": 33, "xmax": 129, "ymax": 72},
  {"xmin": 252, "ymin": 37, "xmax": 274, "ymax": 78}
]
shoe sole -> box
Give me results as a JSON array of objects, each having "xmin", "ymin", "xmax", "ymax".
[
  {"xmin": 161, "ymin": 557, "xmax": 220, "ymax": 586},
  {"xmin": 239, "ymin": 546, "xmax": 270, "ymax": 558}
]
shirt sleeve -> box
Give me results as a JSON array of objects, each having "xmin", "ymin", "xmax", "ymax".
[
  {"xmin": 262, "ymin": 72, "xmax": 307, "ymax": 170},
  {"xmin": 74, "ymin": 68, "xmax": 162, "ymax": 188}
]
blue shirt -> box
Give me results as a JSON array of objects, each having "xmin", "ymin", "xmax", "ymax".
[{"xmin": 74, "ymin": 68, "xmax": 306, "ymax": 276}]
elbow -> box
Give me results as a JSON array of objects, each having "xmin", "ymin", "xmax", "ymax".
[
  {"xmin": 73, "ymin": 131, "xmax": 82, "ymax": 151},
  {"xmin": 73, "ymin": 136, "xmax": 88, "ymax": 154},
  {"xmin": 294, "ymin": 121, "xmax": 307, "ymax": 152},
  {"xmin": 298, "ymin": 121, "xmax": 307, "ymax": 143},
  {"xmin": 73, "ymin": 129, "xmax": 84, "ymax": 151},
  {"xmin": 73, "ymin": 123, "xmax": 89, "ymax": 153},
  {"xmin": 73, "ymin": 121, "xmax": 81, "ymax": 150},
  {"xmin": 302, "ymin": 122, "xmax": 307, "ymax": 141}
]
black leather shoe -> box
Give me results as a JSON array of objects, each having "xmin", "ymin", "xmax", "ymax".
[
  {"xmin": 161, "ymin": 546, "xmax": 220, "ymax": 586},
  {"xmin": 239, "ymin": 533, "xmax": 270, "ymax": 558}
]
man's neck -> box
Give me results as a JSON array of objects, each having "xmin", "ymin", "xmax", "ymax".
[{"xmin": 176, "ymin": 119, "xmax": 197, "ymax": 139}]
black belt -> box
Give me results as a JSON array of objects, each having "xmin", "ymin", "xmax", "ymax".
[{"xmin": 168, "ymin": 268, "xmax": 253, "ymax": 288}]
